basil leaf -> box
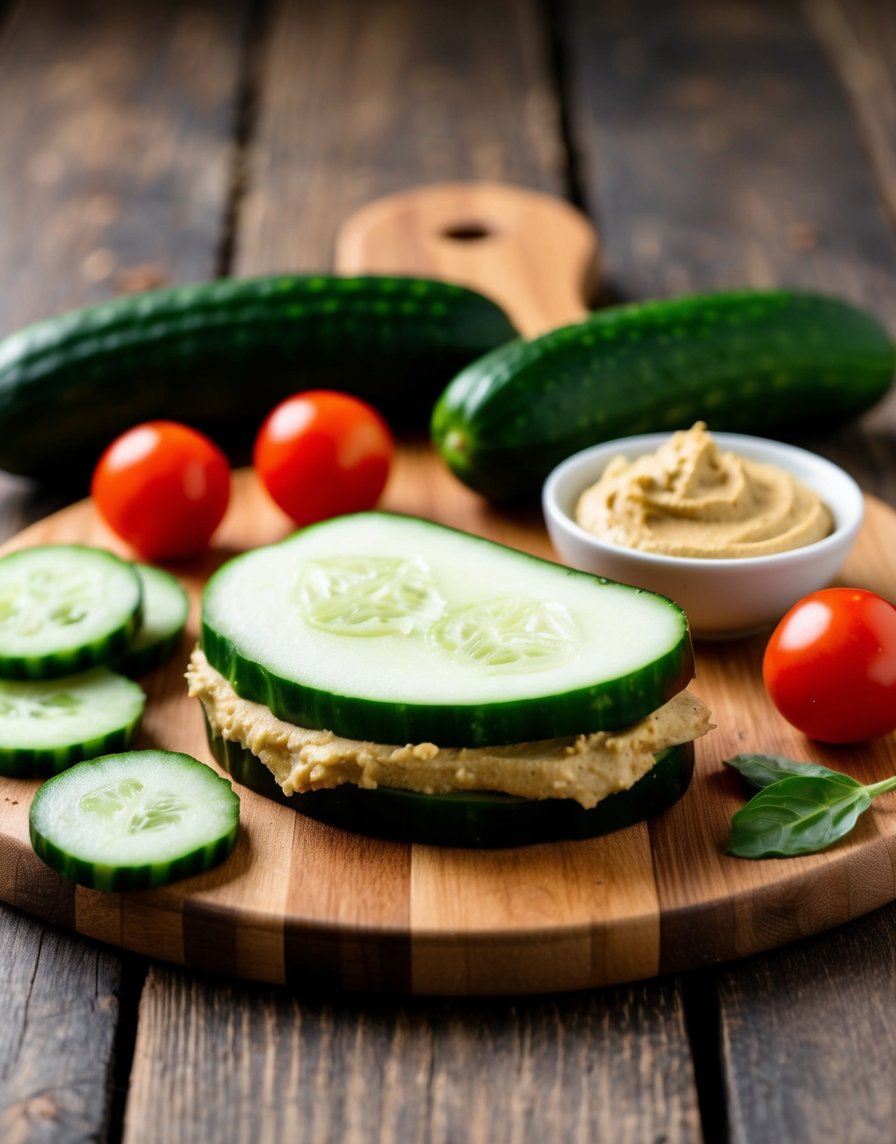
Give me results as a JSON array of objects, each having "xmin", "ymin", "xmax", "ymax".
[
  {"xmin": 725, "ymin": 753, "xmax": 855, "ymax": 791},
  {"xmin": 727, "ymin": 775, "xmax": 870, "ymax": 859}
]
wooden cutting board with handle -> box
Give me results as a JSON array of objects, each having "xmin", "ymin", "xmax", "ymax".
[{"xmin": 1, "ymin": 182, "xmax": 895, "ymax": 995}]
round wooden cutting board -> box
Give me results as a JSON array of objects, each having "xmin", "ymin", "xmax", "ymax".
[{"xmin": 0, "ymin": 183, "xmax": 894, "ymax": 995}]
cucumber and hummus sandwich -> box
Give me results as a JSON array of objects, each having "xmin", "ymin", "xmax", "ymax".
[{"xmin": 187, "ymin": 513, "xmax": 713, "ymax": 847}]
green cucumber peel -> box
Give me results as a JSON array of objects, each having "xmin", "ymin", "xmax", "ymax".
[{"xmin": 725, "ymin": 754, "xmax": 896, "ymax": 858}]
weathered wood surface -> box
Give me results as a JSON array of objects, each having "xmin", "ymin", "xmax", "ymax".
[
  {"xmin": 0, "ymin": 0, "xmax": 894, "ymax": 1141},
  {"xmin": 123, "ymin": 968, "xmax": 702, "ymax": 1144}
]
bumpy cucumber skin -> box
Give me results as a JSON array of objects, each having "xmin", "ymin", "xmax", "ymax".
[
  {"xmin": 0, "ymin": 274, "xmax": 516, "ymax": 480},
  {"xmin": 200, "ymin": 515, "xmax": 694, "ymax": 747},
  {"xmin": 28, "ymin": 750, "xmax": 240, "ymax": 891},
  {"xmin": 431, "ymin": 290, "xmax": 896, "ymax": 502},
  {"xmin": 0, "ymin": 545, "xmax": 143, "ymax": 680},
  {"xmin": 204, "ymin": 717, "xmax": 694, "ymax": 847}
]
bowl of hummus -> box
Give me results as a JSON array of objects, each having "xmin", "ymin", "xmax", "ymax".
[{"xmin": 542, "ymin": 423, "xmax": 865, "ymax": 639}]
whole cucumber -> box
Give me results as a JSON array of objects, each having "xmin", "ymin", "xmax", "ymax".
[
  {"xmin": 0, "ymin": 274, "xmax": 516, "ymax": 481},
  {"xmin": 431, "ymin": 290, "xmax": 895, "ymax": 502}
]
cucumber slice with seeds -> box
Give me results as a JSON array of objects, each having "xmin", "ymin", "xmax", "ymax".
[
  {"xmin": 201, "ymin": 513, "xmax": 693, "ymax": 747},
  {"xmin": 120, "ymin": 564, "xmax": 189, "ymax": 675},
  {"xmin": 0, "ymin": 666, "xmax": 145, "ymax": 776},
  {"xmin": 29, "ymin": 749, "xmax": 240, "ymax": 890},
  {"xmin": 0, "ymin": 545, "xmax": 142, "ymax": 678}
]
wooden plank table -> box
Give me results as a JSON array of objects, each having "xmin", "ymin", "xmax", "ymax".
[{"xmin": 0, "ymin": 1, "xmax": 894, "ymax": 1140}]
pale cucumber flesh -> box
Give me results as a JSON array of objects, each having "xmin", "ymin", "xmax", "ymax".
[
  {"xmin": 0, "ymin": 545, "xmax": 142, "ymax": 678},
  {"xmin": 0, "ymin": 666, "xmax": 145, "ymax": 776},
  {"xmin": 201, "ymin": 513, "xmax": 692, "ymax": 746},
  {"xmin": 29, "ymin": 749, "xmax": 240, "ymax": 890}
]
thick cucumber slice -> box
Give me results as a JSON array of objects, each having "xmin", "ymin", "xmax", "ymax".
[
  {"xmin": 29, "ymin": 750, "xmax": 240, "ymax": 891},
  {"xmin": 120, "ymin": 564, "xmax": 189, "ymax": 675},
  {"xmin": 0, "ymin": 545, "xmax": 142, "ymax": 679},
  {"xmin": 0, "ymin": 667, "xmax": 145, "ymax": 776},
  {"xmin": 201, "ymin": 513, "xmax": 693, "ymax": 746},
  {"xmin": 204, "ymin": 718, "xmax": 694, "ymax": 847}
]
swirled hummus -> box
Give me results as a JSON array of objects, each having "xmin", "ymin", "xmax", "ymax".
[{"xmin": 575, "ymin": 422, "xmax": 832, "ymax": 559}]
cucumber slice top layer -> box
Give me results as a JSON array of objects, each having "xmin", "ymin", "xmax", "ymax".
[
  {"xmin": 0, "ymin": 545, "xmax": 142, "ymax": 678},
  {"xmin": 201, "ymin": 513, "xmax": 693, "ymax": 747}
]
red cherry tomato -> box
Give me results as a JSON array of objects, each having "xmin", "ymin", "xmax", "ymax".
[
  {"xmin": 253, "ymin": 390, "xmax": 394, "ymax": 526},
  {"xmin": 92, "ymin": 421, "xmax": 230, "ymax": 560},
  {"xmin": 762, "ymin": 587, "xmax": 896, "ymax": 743}
]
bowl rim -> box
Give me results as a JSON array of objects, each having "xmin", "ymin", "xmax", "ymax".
[{"xmin": 541, "ymin": 430, "xmax": 865, "ymax": 572}]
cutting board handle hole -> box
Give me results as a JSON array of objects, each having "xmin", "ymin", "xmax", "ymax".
[{"xmin": 439, "ymin": 220, "xmax": 499, "ymax": 242}]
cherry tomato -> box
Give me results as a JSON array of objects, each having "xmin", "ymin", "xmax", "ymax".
[
  {"xmin": 92, "ymin": 421, "xmax": 230, "ymax": 560},
  {"xmin": 253, "ymin": 390, "xmax": 394, "ymax": 526},
  {"xmin": 762, "ymin": 587, "xmax": 896, "ymax": 743}
]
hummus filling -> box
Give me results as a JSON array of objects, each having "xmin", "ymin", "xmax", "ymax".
[
  {"xmin": 187, "ymin": 648, "xmax": 713, "ymax": 810},
  {"xmin": 576, "ymin": 421, "xmax": 833, "ymax": 558}
]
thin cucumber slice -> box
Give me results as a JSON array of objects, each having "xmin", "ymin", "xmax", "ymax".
[
  {"xmin": 29, "ymin": 750, "xmax": 240, "ymax": 891},
  {"xmin": 201, "ymin": 513, "xmax": 693, "ymax": 746},
  {"xmin": 0, "ymin": 545, "xmax": 142, "ymax": 679},
  {"xmin": 0, "ymin": 667, "xmax": 145, "ymax": 776},
  {"xmin": 120, "ymin": 564, "xmax": 189, "ymax": 675},
  {"xmin": 204, "ymin": 717, "xmax": 694, "ymax": 847}
]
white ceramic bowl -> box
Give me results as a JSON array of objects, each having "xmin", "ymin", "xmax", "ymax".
[{"xmin": 542, "ymin": 432, "xmax": 865, "ymax": 640}]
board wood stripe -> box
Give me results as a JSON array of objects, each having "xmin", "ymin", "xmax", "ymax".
[
  {"xmin": 284, "ymin": 822, "xmax": 413, "ymax": 992},
  {"xmin": 409, "ymin": 826, "xmax": 661, "ymax": 994}
]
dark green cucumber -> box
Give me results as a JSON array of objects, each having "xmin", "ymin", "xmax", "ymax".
[
  {"xmin": 0, "ymin": 274, "xmax": 516, "ymax": 481},
  {"xmin": 204, "ymin": 717, "xmax": 693, "ymax": 848},
  {"xmin": 431, "ymin": 290, "xmax": 895, "ymax": 502}
]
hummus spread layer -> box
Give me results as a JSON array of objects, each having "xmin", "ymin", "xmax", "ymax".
[
  {"xmin": 576, "ymin": 422, "xmax": 833, "ymax": 558},
  {"xmin": 187, "ymin": 648, "xmax": 713, "ymax": 809}
]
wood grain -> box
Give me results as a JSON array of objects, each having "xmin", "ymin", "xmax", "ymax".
[
  {"xmin": 718, "ymin": 906, "xmax": 896, "ymax": 1142},
  {"xmin": 234, "ymin": 0, "xmax": 565, "ymax": 277},
  {"xmin": 808, "ymin": 0, "xmax": 896, "ymax": 235},
  {"xmin": 0, "ymin": 0, "xmax": 250, "ymax": 334},
  {"xmin": 0, "ymin": 911, "xmax": 122, "ymax": 1143},
  {"xmin": 123, "ymin": 967, "xmax": 702, "ymax": 1144}
]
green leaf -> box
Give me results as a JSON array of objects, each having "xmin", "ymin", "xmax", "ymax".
[
  {"xmin": 725, "ymin": 753, "xmax": 857, "ymax": 791},
  {"xmin": 727, "ymin": 775, "xmax": 870, "ymax": 859}
]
